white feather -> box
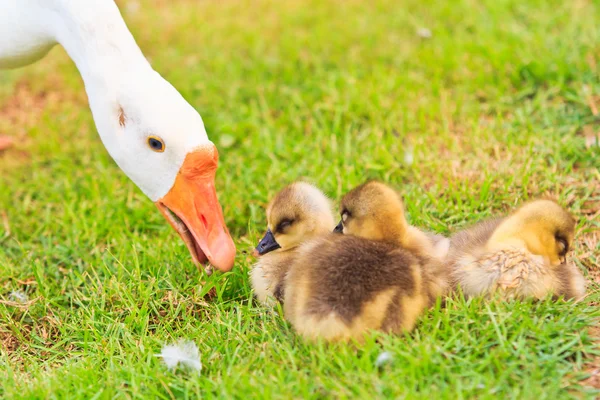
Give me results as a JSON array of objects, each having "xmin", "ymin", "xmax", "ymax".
[
  {"xmin": 375, "ymin": 351, "xmax": 394, "ymax": 367},
  {"xmin": 9, "ymin": 290, "xmax": 28, "ymax": 304},
  {"xmin": 156, "ymin": 340, "xmax": 202, "ymax": 372}
]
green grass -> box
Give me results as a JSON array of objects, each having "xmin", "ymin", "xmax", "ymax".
[{"xmin": 1, "ymin": 0, "xmax": 600, "ymax": 398}]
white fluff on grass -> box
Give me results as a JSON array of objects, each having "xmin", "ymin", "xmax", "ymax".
[
  {"xmin": 416, "ymin": 27, "xmax": 432, "ymax": 38},
  {"xmin": 157, "ymin": 340, "xmax": 202, "ymax": 372},
  {"xmin": 375, "ymin": 351, "xmax": 394, "ymax": 367},
  {"xmin": 403, "ymin": 146, "xmax": 414, "ymax": 166},
  {"xmin": 9, "ymin": 290, "xmax": 28, "ymax": 303}
]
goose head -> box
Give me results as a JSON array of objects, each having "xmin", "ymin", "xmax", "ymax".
[
  {"xmin": 0, "ymin": 0, "xmax": 237, "ymax": 272},
  {"xmin": 92, "ymin": 71, "xmax": 236, "ymax": 272}
]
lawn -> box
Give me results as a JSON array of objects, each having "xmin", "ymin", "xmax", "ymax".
[{"xmin": 1, "ymin": 0, "xmax": 599, "ymax": 398}]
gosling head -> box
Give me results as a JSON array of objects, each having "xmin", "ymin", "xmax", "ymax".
[
  {"xmin": 334, "ymin": 181, "xmax": 408, "ymax": 243},
  {"xmin": 488, "ymin": 199, "xmax": 576, "ymax": 265},
  {"xmin": 254, "ymin": 182, "xmax": 335, "ymax": 256}
]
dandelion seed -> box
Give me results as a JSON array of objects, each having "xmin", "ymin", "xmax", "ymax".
[
  {"xmin": 417, "ymin": 28, "xmax": 432, "ymax": 39},
  {"xmin": 404, "ymin": 145, "xmax": 414, "ymax": 165},
  {"xmin": 156, "ymin": 340, "xmax": 202, "ymax": 372},
  {"xmin": 9, "ymin": 290, "xmax": 28, "ymax": 304},
  {"xmin": 218, "ymin": 134, "xmax": 236, "ymax": 149},
  {"xmin": 375, "ymin": 351, "xmax": 393, "ymax": 367}
]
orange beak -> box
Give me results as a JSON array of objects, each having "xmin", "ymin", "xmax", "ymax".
[{"xmin": 156, "ymin": 145, "xmax": 236, "ymax": 272}]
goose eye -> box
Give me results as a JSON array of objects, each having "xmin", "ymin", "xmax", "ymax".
[
  {"xmin": 277, "ymin": 219, "xmax": 293, "ymax": 232},
  {"xmin": 147, "ymin": 136, "xmax": 165, "ymax": 152},
  {"xmin": 555, "ymin": 235, "xmax": 569, "ymax": 257},
  {"xmin": 341, "ymin": 210, "xmax": 350, "ymax": 222}
]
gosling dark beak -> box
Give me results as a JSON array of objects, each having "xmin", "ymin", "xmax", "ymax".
[
  {"xmin": 333, "ymin": 220, "xmax": 344, "ymax": 234},
  {"xmin": 255, "ymin": 229, "xmax": 281, "ymax": 256}
]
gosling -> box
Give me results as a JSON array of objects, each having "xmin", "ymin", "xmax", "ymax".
[
  {"xmin": 250, "ymin": 182, "xmax": 335, "ymax": 306},
  {"xmin": 284, "ymin": 181, "xmax": 447, "ymax": 342},
  {"xmin": 448, "ymin": 199, "xmax": 586, "ymax": 301}
]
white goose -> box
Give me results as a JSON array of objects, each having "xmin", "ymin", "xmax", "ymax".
[{"xmin": 0, "ymin": 0, "xmax": 236, "ymax": 272}]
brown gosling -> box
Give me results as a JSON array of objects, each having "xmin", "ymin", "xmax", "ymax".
[
  {"xmin": 448, "ymin": 199, "xmax": 586, "ymax": 301},
  {"xmin": 283, "ymin": 181, "xmax": 447, "ymax": 343},
  {"xmin": 250, "ymin": 182, "xmax": 335, "ymax": 306}
]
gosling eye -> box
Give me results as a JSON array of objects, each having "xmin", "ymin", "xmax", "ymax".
[
  {"xmin": 276, "ymin": 218, "xmax": 294, "ymax": 233},
  {"xmin": 555, "ymin": 235, "xmax": 569, "ymax": 257},
  {"xmin": 341, "ymin": 209, "xmax": 351, "ymax": 222},
  {"xmin": 147, "ymin": 136, "xmax": 165, "ymax": 152}
]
